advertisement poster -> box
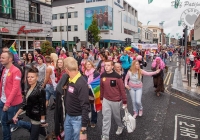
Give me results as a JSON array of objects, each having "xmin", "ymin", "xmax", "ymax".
[{"xmin": 85, "ymin": 6, "xmax": 113, "ymax": 30}]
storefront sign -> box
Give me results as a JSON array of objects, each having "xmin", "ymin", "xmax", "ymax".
[
  {"xmin": 17, "ymin": 26, "xmax": 43, "ymax": 34},
  {"xmin": 0, "ymin": 27, "xmax": 9, "ymax": 33}
]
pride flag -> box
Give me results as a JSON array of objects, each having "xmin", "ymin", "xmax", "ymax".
[
  {"xmin": 9, "ymin": 41, "xmax": 19, "ymax": 62},
  {"xmin": 89, "ymin": 76, "xmax": 102, "ymax": 112}
]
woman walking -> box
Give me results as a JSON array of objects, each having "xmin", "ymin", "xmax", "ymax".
[
  {"xmin": 36, "ymin": 55, "xmax": 46, "ymax": 86},
  {"xmin": 54, "ymin": 58, "xmax": 65, "ymax": 83},
  {"xmin": 84, "ymin": 60, "xmax": 100, "ymax": 128},
  {"xmin": 125, "ymin": 60, "xmax": 160, "ymax": 118},
  {"xmin": 12, "ymin": 67, "xmax": 47, "ymax": 140},
  {"xmin": 151, "ymin": 57, "xmax": 165, "ymax": 97}
]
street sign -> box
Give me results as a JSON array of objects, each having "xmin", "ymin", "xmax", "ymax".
[{"xmin": 191, "ymin": 40, "xmax": 197, "ymax": 47}]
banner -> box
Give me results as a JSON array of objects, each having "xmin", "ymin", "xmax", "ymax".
[
  {"xmin": 2, "ymin": 0, "xmax": 11, "ymax": 14},
  {"xmin": 131, "ymin": 43, "xmax": 158, "ymax": 50}
]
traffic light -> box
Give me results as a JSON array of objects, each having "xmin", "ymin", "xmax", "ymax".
[
  {"xmin": 128, "ymin": 38, "xmax": 131, "ymax": 45},
  {"xmin": 87, "ymin": 30, "xmax": 93, "ymax": 42},
  {"xmin": 179, "ymin": 38, "xmax": 182, "ymax": 46},
  {"xmin": 182, "ymin": 26, "xmax": 188, "ymax": 46}
]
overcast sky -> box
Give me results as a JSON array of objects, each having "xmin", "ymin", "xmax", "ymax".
[{"xmin": 126, "ymin": 0, "xmax": 200, "ymax": 38}]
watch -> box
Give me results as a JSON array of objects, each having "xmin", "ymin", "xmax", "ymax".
[{"xmin": 80, "ymin": 129, "xmax": 87, "ymax": 134}]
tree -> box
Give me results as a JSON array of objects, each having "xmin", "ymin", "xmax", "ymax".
[
  {"xmin": 88, "ymin": 15, "xmax": 101, "ymax": 46},
  {"xmin": 41, "ymin": 41, "xmax": 55, "ymax": 56}
]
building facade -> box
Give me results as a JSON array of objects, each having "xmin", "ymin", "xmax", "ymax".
[
  {"xmin": 0, "ymin": 0, "xmax": 52, "ymax": 57},
  {"xmin": 52, "ymin": 0, "xmax": 138, "ymax": 50},
  {"xmin": 194, "ymin": 15, "xmax": 200, "ymax": 42},
  {"xmin": 143, "ymin": 25, "xmax": 165, "ymax": 45}
]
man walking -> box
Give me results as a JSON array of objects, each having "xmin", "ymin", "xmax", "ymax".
[
  {"xmin": 0, "ymin": 52, "xmax": 22, "ymax": 140},
  {"xmin": 64, "ymin": 57, "xmax": 90, "ymax": 140},
  {"xmin": 100, "ymin": 60, "xmax": 127, "ymax": 140}
]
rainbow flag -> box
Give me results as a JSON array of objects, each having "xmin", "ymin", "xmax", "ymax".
[
  {"xmin": 9, "ymin": 41, "xmax": 19, "ymax": 62},
  {"xmin": 89, "ymin": 76, "xmax": 102, "ymax": 112}
]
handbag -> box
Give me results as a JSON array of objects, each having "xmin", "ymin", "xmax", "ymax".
[{"xmin": 122, "ymin": 108, "xmax": 136, "ymax": 133}]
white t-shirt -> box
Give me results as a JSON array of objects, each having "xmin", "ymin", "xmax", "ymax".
[
  {"xmin": 1, "ymin": 69, "xmax": 9, "ymax": 103},
  {"xmin": 189, "ymin": 54, "xmax": 194, "ymax": 61}
]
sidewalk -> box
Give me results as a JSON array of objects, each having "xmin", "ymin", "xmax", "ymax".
[{"xmin": 172, "ymin": 66, "xmax": 200, "ymax": 101}]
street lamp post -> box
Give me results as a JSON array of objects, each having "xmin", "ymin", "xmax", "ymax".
[{"xmin": 66, "ymin": 6, "xmax": 74, "ymax": 52}]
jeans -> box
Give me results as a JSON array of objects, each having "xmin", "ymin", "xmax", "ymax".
[
  {"xmin": 129, "ymin": 88, "xmax": 143, "ymax": 113},
  {"xmin": 0, "ymin": 100, "xmax": 19, "ymax": 140},
  {"xmin": 91, "ymin": 104, "xmax": 97, "ymax": 124},
  {"xmin": 64, "ymin": 114, "xmax": 82, "ymax": 140},
  {"xmin": 45, "ymin": 84, "xmax": 56, "ymax": 100}
]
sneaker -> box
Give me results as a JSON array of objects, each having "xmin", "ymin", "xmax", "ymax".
[
  {"xmin": 11, "ymin": 126, "xmax": 18, "ymax": 132},
  {"xmin": 90, "ymin": 123, "xmax": 96, "ymax": 128},
  {"xmin": 133, "ymin": 112, "xmax": 138, "ymax": 119},
  {"xmin": 139, "ymin": 110, "xmax": 143, "ymax": 117},
  {"xmin": 116, "ymin": 126, "xmax": 124, "ymax": 135},
  {"xmin": 101, "ymin": 135, "xmax": 109, "ymax": 140}
]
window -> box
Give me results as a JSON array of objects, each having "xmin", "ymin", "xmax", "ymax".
[
  {"xmin": 74, "ymin": 25, "xmax": 78, "ymax": 31},
  {"xmin": 60, "ymin": 13, "xmax": 64, "ymax": 19},
  {"xmin": 53, "ymin": 26, "xmax": 57, "ymax": 32},
  {"xmin": 29, "ymin": 2, "xmax": 38, "ymax": 22},
  {"xmin": 68, "ymin": 13, "xmax": 71, "ymax": 18},
  {"xmin": 74, "ymin": 12, "xmax": 78, "ymax": 18},
  {"xmin": 153, "ymin": 34, "xmax": 157, "ymax": 38},
  {"xmin": 67, "ymin": 26, "xmax": 71, "ymax": 31},
  {"xmin": 153, "ymin": 29, "xmax": 157, "ymax": 32},
  {"xmin": 60, "ymin": 26, "xmax": 64, "ymax": 32},
  {"xmin": 52, "ymin": 14, "xmax": 57, "ymax": 20}
]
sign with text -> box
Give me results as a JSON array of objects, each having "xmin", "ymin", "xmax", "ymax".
[
  {"xmin": 0, "ymin": 27, "xmax": 9, "ymax": 33},
  {"xmin": 174, "ymin": 114, "xmax": 200, "ymax": 140},
  {"xmin": 17, "ymin": 26, "xmax": 43, "ymax": 34}
]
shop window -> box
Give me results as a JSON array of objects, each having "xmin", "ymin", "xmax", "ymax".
[
  {"xmin": 60, "ymin": 13, "xmax": 64, "ymax": 19},
  {"xmin": 68, "ymin": 13, "xmax": 71, "ymax": 18},
  {"xmin": 67, "ymin": 26, "xmax": 71, "ymax": 31},
  {"xmin": 60, "ymin": 26, "xmax": 64, "ymax": 32},
  {"xmin": 74, "ymin": 11, "xmax": 78, "ymax": 18},
  {"xmin": 52, "ymin": 14, "xmax": 57, "ymax": 20},
  {"xmin": 74, "ymin": 25, "xmax": 78, "ymax": 31},
  {"xmin": 53, "ymin": 26, "xmax": 57, "ymax": 32}
]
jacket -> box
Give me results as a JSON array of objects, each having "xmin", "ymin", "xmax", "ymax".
[
  {"xmin": 21, "ymin": 82, "xmax": 46, "ymax": 121},
  {"xmin": 0, "ymin": 64, "xmax": 22, "ymax": 107},
  {"xmin": 193, "ymin": 60, "xmax": 200, "ymax": 73},
  {"xmin": 55, "ymin": 74, "xmax": 69, "ymax": 137},
  {"xmin": 120, "ymin": 54, "xmax": 132, "ymax": 69}
]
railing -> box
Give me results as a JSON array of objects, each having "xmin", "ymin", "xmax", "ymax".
[{"xmin": 0, "ymin": 5, "xmax": 42, "ymax": 24}]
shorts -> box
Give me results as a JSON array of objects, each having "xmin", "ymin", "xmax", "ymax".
[{"xmin": 45, "ymin": 84, "xmax": 56, "ymax": 100}]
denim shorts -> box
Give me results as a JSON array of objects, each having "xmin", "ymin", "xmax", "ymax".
[{"xmin": 45, "ymin": 84, "xmax": 56, "ymax": 100}]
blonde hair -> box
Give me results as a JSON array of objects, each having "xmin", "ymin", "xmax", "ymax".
[
  {"xmin": 64, "ymin": 57, "xmax": 78, "ymax": 71},
  {"xmin": 84, "ymin": 60, "xmax": 95, "ymax": 70},
  {"xmin": 129, "ymin": 60, "xmax": 142, "ymax": 79},
  {"xmin": 50, "ymin": 53, "xmax": 58, "ymax": 67}
]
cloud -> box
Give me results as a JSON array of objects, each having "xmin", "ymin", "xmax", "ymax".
[{"xmin": 126, "ymin": 0, "xmax": 199, "ymax": 38}]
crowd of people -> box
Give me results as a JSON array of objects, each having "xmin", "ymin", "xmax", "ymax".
[{"xmin": 0, "ymin": 44, "xmax": 199, "ymax": 140}]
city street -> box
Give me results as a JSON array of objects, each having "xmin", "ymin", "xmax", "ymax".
[{"xmin": 2, "ymin": 58, "xmax": 200, "ymax": 140}]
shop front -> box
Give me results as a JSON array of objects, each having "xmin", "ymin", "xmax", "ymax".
[{"xmin": 0, "ymin": 26, "xmax": 52, "ymax": 57}]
